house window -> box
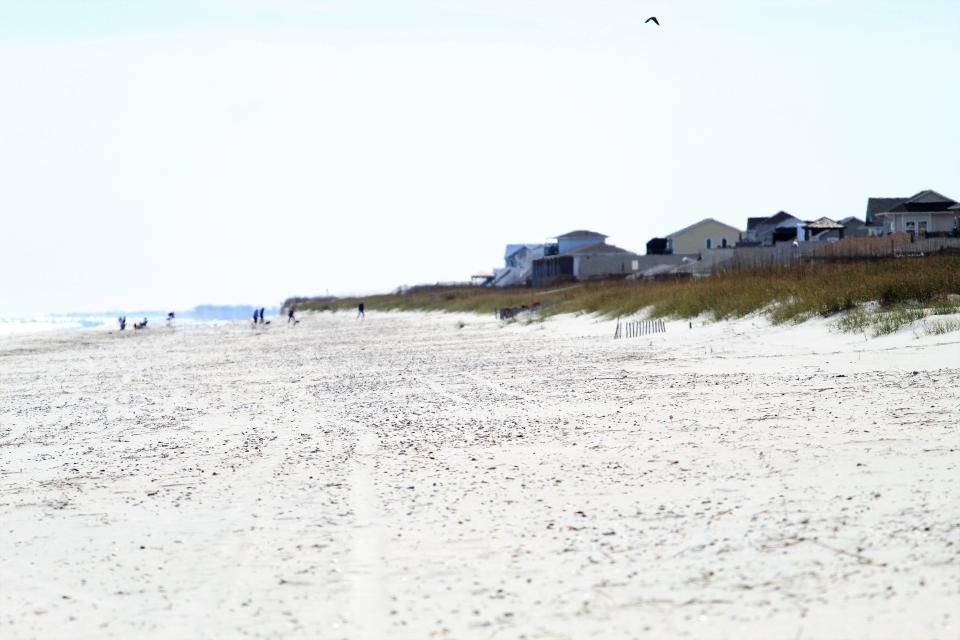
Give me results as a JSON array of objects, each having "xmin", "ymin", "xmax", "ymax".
[
  {"xmin": 705, "ymin": 238, "xmax": 712, "ymax": 249},
  {"xmin": 721, "ymin": 238, "xmax": 728, "ymax": 248},
  {"xmin": 631, "ymin": 259, "xmax": 639, "ymax": 271}
]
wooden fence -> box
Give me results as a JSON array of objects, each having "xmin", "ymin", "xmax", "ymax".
[
  {"xmin": 897, "ymin": 237, "xmax": 960, "ymax": 255},
  {"xmin": 811, "ymin": 233, "xmax": 913, "ymax": 258},
  {"xmin": 615, "ymin": 318, "xmax": 666, "ymax": 339},
  {"xmin": 713, "ymin": 233, "xmax": 951, "ymax": 272}
]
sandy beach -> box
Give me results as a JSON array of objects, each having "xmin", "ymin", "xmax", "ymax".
[{"xmin": 1, "ymin": 311, "xmax": 958, "ymax": 639}]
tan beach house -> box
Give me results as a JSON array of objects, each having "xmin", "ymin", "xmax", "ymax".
[{"xmin": 665, "ymin": 218, "xmax": 743, "ymax": 254}]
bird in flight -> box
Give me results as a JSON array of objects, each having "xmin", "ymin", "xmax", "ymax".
[{"xmin": 645, "ymin": 16, "xmax": 660, "ymax": 26}]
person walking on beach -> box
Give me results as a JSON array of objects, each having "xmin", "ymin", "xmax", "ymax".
[
  {"xmin": 287, "ymin": 306, "xmax": 296, "ymax": 324},
  {"xmin": 252, "ymin": 308, "xmax": 260, "ymax": 327},
  {"xmin": 357, "ymin": 302, "xmax": 365, "ymax": 320},
  {"xmin": 118, "ymin": 316, "xmax": 126, "ymax": 331},
  {"xmin": 259, "ymin": 307, "xmax": 266, "ymax": 325}
]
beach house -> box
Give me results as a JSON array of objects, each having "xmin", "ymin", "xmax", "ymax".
[
  {"xmin": 555, "ymin": 230, "xmax": 609, "ymax": 253},
  {"xmin": 531, "ymin": 230, "xmax": 642, "ymax": 287},
  {"xmin": 839, "ymin": 216, "xmax": 884, "ymax": 238},
  {"xmin": 799, "ymin": 217, "xmax": 846, "ymax": 242},
  {"xmin": 491, "ymin": 244, "xmax": 545, "ymax": 287},
  {"xmin": 866, "ymin": 190, "xmax": 960, "ymax": 238},
  {"xmin": 665, "ymin": 218, "xmax": 743, "ymax": 254},
  {"xmin": 745, "ymin": 211, "xmax": 803, "ymax": 245}
]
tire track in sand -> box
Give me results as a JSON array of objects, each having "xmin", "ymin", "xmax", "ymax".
[{"xmin": 345, "ymin": 426, "xmax": 388, "ymax": 637}]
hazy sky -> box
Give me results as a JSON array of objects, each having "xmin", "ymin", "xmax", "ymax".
[{"xmin": 2, "ymin": 0, "xmax": 958, "ymax": 314}]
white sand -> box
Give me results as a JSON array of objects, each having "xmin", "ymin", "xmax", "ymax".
[{"xmin": 1, "ymin": 311, "xmax": 957, "ymax": 639}]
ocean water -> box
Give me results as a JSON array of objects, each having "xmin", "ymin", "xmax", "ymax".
[
  {"xmin": 0, "ymin": 315, "xmax": 115, "ymax": 336},
  {"xmin": 0, "ymin": 306, "xmax": 279, "ymax": 337}
]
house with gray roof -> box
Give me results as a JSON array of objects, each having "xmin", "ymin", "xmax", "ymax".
[
  {"xmin": 745, "ymin": 211, "xmax": 803, "ymax": 245},
  {"xmin": 839, "ymin": 216, "xmax": 884, "ymax": 238},
  {"xmin": 555, "ymin": 230, "xmax": 609, "ymax": 254},
  {"xmin": 867, "ymin": 190, "xmax": 960, "ymax": 238},
  {"xmin": 532, "ymin": 231, "xmax": 647, "ymax": 287},
  {"xmin": 865, "ymin": 198, "xmax": 908, "ymax": 222}
]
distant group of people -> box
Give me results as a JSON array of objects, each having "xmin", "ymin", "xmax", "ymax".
[
  {"xmin": 253, "ymin": 306, "xmax": 307, "ymax": 327},
  {"xmin": 114, "ymin": 303, "xmax": 366, "ymax": 333},
  {"xmin": 249, "ymin": 306, "xmax": 313, "ymax": 327},
  {"xmin": 118, "ymin": 314, "xmax": 174, "ymax": 331},
  {"xmin": 117, "ymin": 315, "xmax": 150, "ymax": 330},
  {"xmin": 252, "ymin": 307, "xmax": 269, "ymax": 327}
]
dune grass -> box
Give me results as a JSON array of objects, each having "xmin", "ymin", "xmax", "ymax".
[
  {"xmin": 868, "ymin": 305, "xmax": 928, "ymax": 337},
  {"xmin": 291, "ymin": 256, "xmax": 960, "ymax": 331},
  {"xmin": 833, "ymin": 299, "xmax": 960, "ymax": 338},
  {"xmin": 926, "ymin": 318, "xmax": 960, "ymax": 335}
]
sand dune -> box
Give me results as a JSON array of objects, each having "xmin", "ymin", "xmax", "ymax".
[{"xmin": 0, "ymin": 311, "xmax": 957, "ymax": 639}]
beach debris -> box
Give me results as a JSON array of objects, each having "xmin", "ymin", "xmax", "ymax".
[{"xmin": 496, "ymin": 302, "xmax": 542, "ymax": 321}]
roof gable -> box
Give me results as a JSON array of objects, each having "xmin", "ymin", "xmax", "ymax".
[
  {"xmin": 866, "ymin": 198, "xmax": 906, "ymax": 216},
  {"xmin": 556, "ymin": 230, "xmax": 607, "ymax": 239},
  {"xmin": 804, "ymin": 217, "xmax": 845, "ymax": 230},
  {"xmin": 903, "ymin": 190, "xmax": 956, "ymax": 206},
  {"xmin": 868, "ymin": 190, "xmax": 958, "ymax": 218},
  {"xmin": 666, "ymin": 217, "xmax": 742, "ymax": 239},
  {"xmin": 758, "ymin": 211, "xmax": 800, "ymax": 227},
  {"xmin": 564, "ymin": 242, "xmax": 633, "ymax": 255}
]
